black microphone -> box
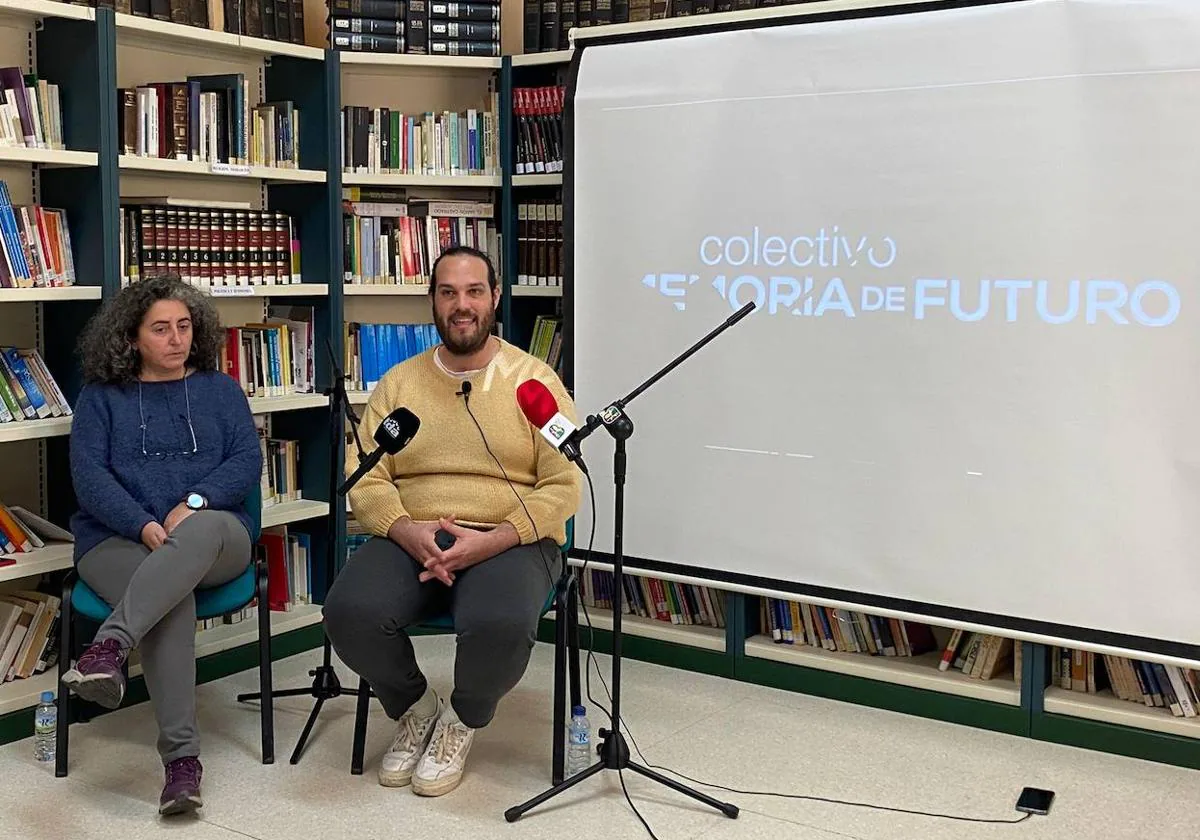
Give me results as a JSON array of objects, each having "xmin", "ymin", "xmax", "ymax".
[
  {"xmin": 457, "ymin": 380, "xmax": 472, "ymax": 399},
  {"xmin": 338, "ymin": 407, "xmax": 420, "ymax": 496}
]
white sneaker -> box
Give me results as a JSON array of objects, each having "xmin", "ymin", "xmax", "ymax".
[
  {"xmin": 412, "ymin": 708, "xmax": 475, "ymax": 797},
  {"xmin": 378, "ymin": 693, "xmax": 443, "ymax": 787}
]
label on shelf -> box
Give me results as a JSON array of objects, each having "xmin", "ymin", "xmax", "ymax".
[
  {"xmin": 210, "ymin": 162, "xmax": 252, "ymax": 176},
  {"xmin": 210, "ymin": 286, "xmax": 256, "ymax": 297}
]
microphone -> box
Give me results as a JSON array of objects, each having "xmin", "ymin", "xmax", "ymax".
[
  {"xmin": 339, "ymin": 407, "xmax": 420, "ymax": 496},
  {"xmin": 457, "ymin": 380, "xmax": 472, "ymax": 399},
  {"xmin": 516, "ymin": 379, "xmax": 587, "ymax": 472}
]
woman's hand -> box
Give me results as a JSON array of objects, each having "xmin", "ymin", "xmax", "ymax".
[
  {"xmin": 141, "ymin": 521, "xmax": 168, "ymax": 550},
  {"xmin": 164, "ymin": 503, "xmax": 194, "ymax": 534}
]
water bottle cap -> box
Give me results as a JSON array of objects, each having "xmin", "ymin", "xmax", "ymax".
[
  {"xmin": 572, "ymin": 704, "xmax": 586, "ymax": 716},
  {"xmin": 40, "ymin": 691, "xmax": 53, "ymax": 703}
]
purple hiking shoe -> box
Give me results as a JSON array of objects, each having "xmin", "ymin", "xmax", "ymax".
[
  {"xmin": 160, "ymin": 757, "xmax": 203, "ymax": 816},
  {"xmin": 61, "ymin": 638, "xmax": 128, "ymax": 709}
]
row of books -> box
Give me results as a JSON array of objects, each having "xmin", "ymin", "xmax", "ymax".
[
  {"xmin": 108, "ymin": 0, "xmax": 307, "ymax": 48},
  {"xmin": 513, "ymin": 86, "xmax": 563, "ymax": 176},
  {"xmin": 523, "ymin": 0, "xmax": 806, "ymax": 52},
  {"xmin": 340, "ymin": 101, "xmax": 500, "ymax": 178},
  {"xmin": 527, "ymin": 315, "xmax": 561, "ymax": 371},
  {"xmin": 343, "ymin": 194, "xmax": 499, "ymax": 286},
  {"xmin": 119, "ymin": 200, "xmax": 302, "ymax": 289},
  {"xmin": 119, "ymin": 82, "xmax": 300, "ymax": 171},
  {"xmin": 198, "ymin": 523, "xmax": 314, "ymax": 631},
  {"xmin": 0, "ymin": 187, "xmax": 76, "ymax": 289},
  {"xmin": 580, "ymin": 567, "xmax": 728, "ymax": 628},
  {"xmin": 0, "ymin": 503, "xmax": 70, "ymax": 560},
  {"xmin": 221, "ymin": 305, "xmax": 316, "ymax": 399},
  {"xmin": 255, "ymin": 419, "xmax": 304, "ymax": 508},
  {"xmin": 1053, "ymin": 646, "xmax": 1200, "ymax": 719},
  {"xmin": 0, "ymin": 347, "xmax": 70, "ymax": 425},
  {"xmin": 0, "ymin": 587, "xmax": 60, "ymax": 684},
  {"xmin": 328, "ymin": 0, "xmax": 502, "ymax": 56},
  {"xmin": 345, "ymin": 320, "xmax": 442, "ymax": 393},
  {"xmin": 516, "ymin": 199, "xmax": 561, "ymax": 287},
  {"xmin": 0, "ymin": 67, "xmax": 64, "ymax": 152}
]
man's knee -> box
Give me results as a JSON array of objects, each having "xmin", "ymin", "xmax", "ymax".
[{"xmin": 457, "ymin": 609, "xmax": 540, "ymax": 648}]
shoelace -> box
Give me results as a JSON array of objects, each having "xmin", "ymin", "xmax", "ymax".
[
  {"xmin": 431, "ymin": 722, "xmax": 469, "ymax": 764},
  {"xmin": 393, "ymin": 712, "xmax": 430, "ymax": 753},
  {"xmin": 167, "ymin": 760, "xmax": 201, "ymax": 787}
]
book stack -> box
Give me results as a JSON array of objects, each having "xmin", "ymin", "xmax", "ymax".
[
  {"xmin": 328, "ymin": 0, "xmax": 411, "ymax": 54},
  {"xmin": 0, "ymin": 347, "xmax": 71, "ymax": 426},
  {"xmin": 327, "ymin": 0, "xmax": 500, "ymax": 55}
]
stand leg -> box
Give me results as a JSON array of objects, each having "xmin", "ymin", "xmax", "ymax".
[{"xmin": 625, "ymin": 761, "xmax": 739, "ymax": 818}]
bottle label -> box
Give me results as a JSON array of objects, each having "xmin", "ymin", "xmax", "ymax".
[{"xmin": 569, "ymin": 731, "xmax": 589, "ymax": 745}]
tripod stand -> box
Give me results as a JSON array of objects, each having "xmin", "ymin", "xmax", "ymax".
[
  {"xmin": 505, "ymin": 300, "xmax": 756, "ymax": 823},
  {"xmin": 237, "ymin": 342, "xmax": 372, "ymax": 765}
]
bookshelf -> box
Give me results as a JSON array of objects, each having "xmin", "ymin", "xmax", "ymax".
[{"xmin": 0, "ymin": 0, "xmax": 1192, "ymax": 781}]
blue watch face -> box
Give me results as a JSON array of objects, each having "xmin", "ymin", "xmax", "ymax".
[{"xmin": 188, "ymin": 494, "xmax": 204, "ymax": 509}]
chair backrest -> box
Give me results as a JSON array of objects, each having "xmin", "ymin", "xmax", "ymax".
[{"xmin": 244, "ymin": 481, "xmax": 262, "ymax": 542}]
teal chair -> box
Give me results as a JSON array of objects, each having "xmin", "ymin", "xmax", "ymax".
[
  {"xmin": 55, "ymin": 485, "xmax": 274, "ymax": 778},
  {"xmin": 348, "ymin": 520, "xmax": 583, "ymax": 784}
]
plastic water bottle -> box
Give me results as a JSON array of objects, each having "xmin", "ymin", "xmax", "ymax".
[
  {"xmin": 566, "ymin": 704, "xmax": 591, "ymax": 776},
  {"xmin": 33, "ymin": 691, "xmax": 56, "ymax": 763}
]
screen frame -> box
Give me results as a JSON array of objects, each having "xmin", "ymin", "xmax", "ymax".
[{"xmin": 559, "ymin": 0, "xmax": 1200, "ymax": 668}]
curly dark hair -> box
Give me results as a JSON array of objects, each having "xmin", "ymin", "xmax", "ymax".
[{"xmin": 79, "ymin": 274, "xmax": 224, "ymax": 384}]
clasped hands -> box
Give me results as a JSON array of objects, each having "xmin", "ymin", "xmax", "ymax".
[
  {"xmin": 389, "ymin": 516, "xmax": 515, "ymax": 586},
  {"xmin": 140, "ymin": 503, "xmax": 195, "ymax": 550}
]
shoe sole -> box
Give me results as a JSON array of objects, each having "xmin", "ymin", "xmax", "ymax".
[
  {"xmin": 412, "ymin": 774, "xmax": 463, "ymax": 797},
  {"xmin": 62, "ymin": 669, "xmax": 124, "ymax": 710},
  {"xmin": 159, "ymin": 794, "xmax": 202, "ymax": 817},
  {"xmin": 378, "ymin": 768, "xmax": 414, "ymax": 788}
]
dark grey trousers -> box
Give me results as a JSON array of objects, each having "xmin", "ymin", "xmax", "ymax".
[
  {"xmin": 76, "ymin": 511, "xmax": 252, "ymax": 764},
  {"xmin": 322, "ymin": 536, "xmax": 560, "ymax": 728}
]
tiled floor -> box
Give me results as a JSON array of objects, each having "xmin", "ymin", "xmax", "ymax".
[{"xmin": 2, "ymin": 634, "xmax": 1198, "ymax": 840}]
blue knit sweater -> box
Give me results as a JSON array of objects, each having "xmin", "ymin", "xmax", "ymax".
[{"xmin": 69, "ymin": 370, "xmax": 262, "ymax": 561}]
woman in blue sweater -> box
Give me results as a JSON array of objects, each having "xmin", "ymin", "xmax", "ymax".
[{"xmin": 63, "ymin": 274, "xmax": 261, "ymax": 817}]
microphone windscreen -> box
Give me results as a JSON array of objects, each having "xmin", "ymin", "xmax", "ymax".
[
  {"xmin": 516, "ymin": 379, "xmax": 558, "ymax": 427},
  {"xmin": 373, "ymin": 407, "xmax": 420, "ymax": 453}
]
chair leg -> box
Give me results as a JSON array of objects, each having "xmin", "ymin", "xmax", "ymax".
[
  {"xmin": 566, "ymin": 575, "xmax": 583, "ymax": 710},
  {"xmin": 552, "ymin": 590, "xmax": 568, "ymax": 785},
  {"xmin": 55, "ymin": 573, "xmax": 75, "ymax": 779},
  {"xmin": 256, "ymin": 559, "xmax": 275, "ymax": 765},
  {"xmin": 350, "ymin": 677, "xmax": 371, "ymax": 775}
]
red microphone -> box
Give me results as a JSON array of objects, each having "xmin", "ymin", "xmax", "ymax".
[{"xmin": 516, "ymin": 379, "xmax": 586, "ymax": 471}]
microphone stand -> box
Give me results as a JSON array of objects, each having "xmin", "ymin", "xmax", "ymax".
[
  {"xmin": 505, "ymin": 300, "xmax": 756, "ymax": 823},
  {"xmin": 237, "ymin": 339, "xmax": 372, "ymax": 765}
]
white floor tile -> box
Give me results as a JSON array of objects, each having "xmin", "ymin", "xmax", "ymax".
[{"xmin": 1, "ymin": 635, "xmax": 1197, "ymax": 840}]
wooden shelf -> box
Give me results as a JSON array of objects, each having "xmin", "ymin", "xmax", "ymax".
[
  {"xmin": 1045, "ymin": 687, "xmax": 1200, "ymax": 740},
  {"xmin": 338, "ymin": 52, "xmax": 500, "ymax": 71},
  {"xmin": 0, "ymin": 415, "xmax": 71, "ymax": 442},
  {"xmin": 0, "ymin": 541, "xmax": 73, "ymax": 584},
  {"xmin": 512, "ymin": 285, "xmax": 562, "ymax": 297},
  {"xmin": 0, "ymin": 0, "xmax": 93, "ymax": 23},
  {"xmin": 745, "ymin": 636, "xmax": 1022, "ymax": 706},
  {"xmin": 114, "ymin": 11, "xmax": 323, "ymax": 60},
  {"xmin": 119, "ymin": 155, "xmax": 326, "ymax": 183},
  {"xmin": 342, "ymin": 172, "xmax": 501, "ymax": 188},
  {"xmin": 0, "ymin": 146, "xmax": 96, "ymax": 167},
  {"xmin": 551, "ymin": 607, "xmax": 726, "ymax": 652},
  {"xmin": 513, "ymin": 173, "xmax": 562, "ymax": 186},
  {"xmin": 261, "ymin": 498, "xmax": 328, "ymax": 529},
  {"xmin": 0, "ymin": 286, "xmax": 101, "ymax": 303},
  {"xmin": 206, "ymin": 283, "xmax": 328, "ymax": 298},
  {"xmin": 343, "ymin": 284, "xmax": 429, "ymax": 296},
  {"xmin": 348, "ymin": 390, "xmax": 371, "ymax": 405},
  {"xmin": 247, "ymin": 394, "xmax": 329, "ymax": 414},
  {"xmin": 511, "ymin": 50, "xmax": 574, "ymax": 67}
]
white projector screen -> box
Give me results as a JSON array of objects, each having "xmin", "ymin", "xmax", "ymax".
[{"xmin": 569, "ymin": 0, "xmax": 1200, "ymax": 660}]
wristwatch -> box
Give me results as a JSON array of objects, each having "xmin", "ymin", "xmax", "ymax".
[{"xmin": 185, "ymin": 493, "xmax": 208, "ymax": 511}]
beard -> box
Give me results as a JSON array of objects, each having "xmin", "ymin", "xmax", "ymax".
[{"xmin": 434, "ymin": 304, "xmax": 495, "ymax": 355}]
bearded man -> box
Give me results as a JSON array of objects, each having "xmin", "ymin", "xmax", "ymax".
[{"xmin": 322, "ymin": 246, "xmax": 581, "ymax": 797}]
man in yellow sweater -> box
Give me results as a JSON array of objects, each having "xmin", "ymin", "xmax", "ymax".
[{"xmin": 322, "ymin": 246, "xmax": 581, "ymax": 798}]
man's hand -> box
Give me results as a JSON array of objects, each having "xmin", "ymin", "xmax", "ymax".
[
  {"xmin": 141, "ymin": 521, "xmax": 168, "ymax": 550},
  {"xmin": 417, "ymin": 519, "xmax": 520, "ymax": 584},
  {"xmin": 387, "ymin": 517, "xmax": 454, "ymax": 585},
  {"xmin": 163, "ymin": 503, "xmax": 194, "ymax": 535}
]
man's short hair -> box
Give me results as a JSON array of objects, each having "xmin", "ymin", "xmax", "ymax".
[{"xmin": 429, "ymin": 246, "xmax": 498, "ymax": 296}]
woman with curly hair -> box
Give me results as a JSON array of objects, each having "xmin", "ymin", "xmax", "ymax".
[{"xmin": 62, "ymin": 274, "xmax": 261, "ymax": 817}]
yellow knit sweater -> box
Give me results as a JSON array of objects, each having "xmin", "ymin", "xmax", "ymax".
[{"xmin": 347, "ymin": 338, "xmax": 581, "ymax": 547}]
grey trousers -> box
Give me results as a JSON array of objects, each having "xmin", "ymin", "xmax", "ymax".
[
  {"xmin": 322, "ymin": 536, "xmax": 560, "ymax": 728},
  {"xmin": 76, "ymin": 511, "xmax": 252, "ymax": 764}
]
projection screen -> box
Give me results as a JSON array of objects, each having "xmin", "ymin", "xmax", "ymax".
[{"xmin": 567, "ymin": 0, "xmax": 1200, "ymax": 662}]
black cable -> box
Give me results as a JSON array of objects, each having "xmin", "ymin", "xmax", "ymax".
[{"xmin": 571, "ymin": 468, "xmax": 1034, "ymax": 833}]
